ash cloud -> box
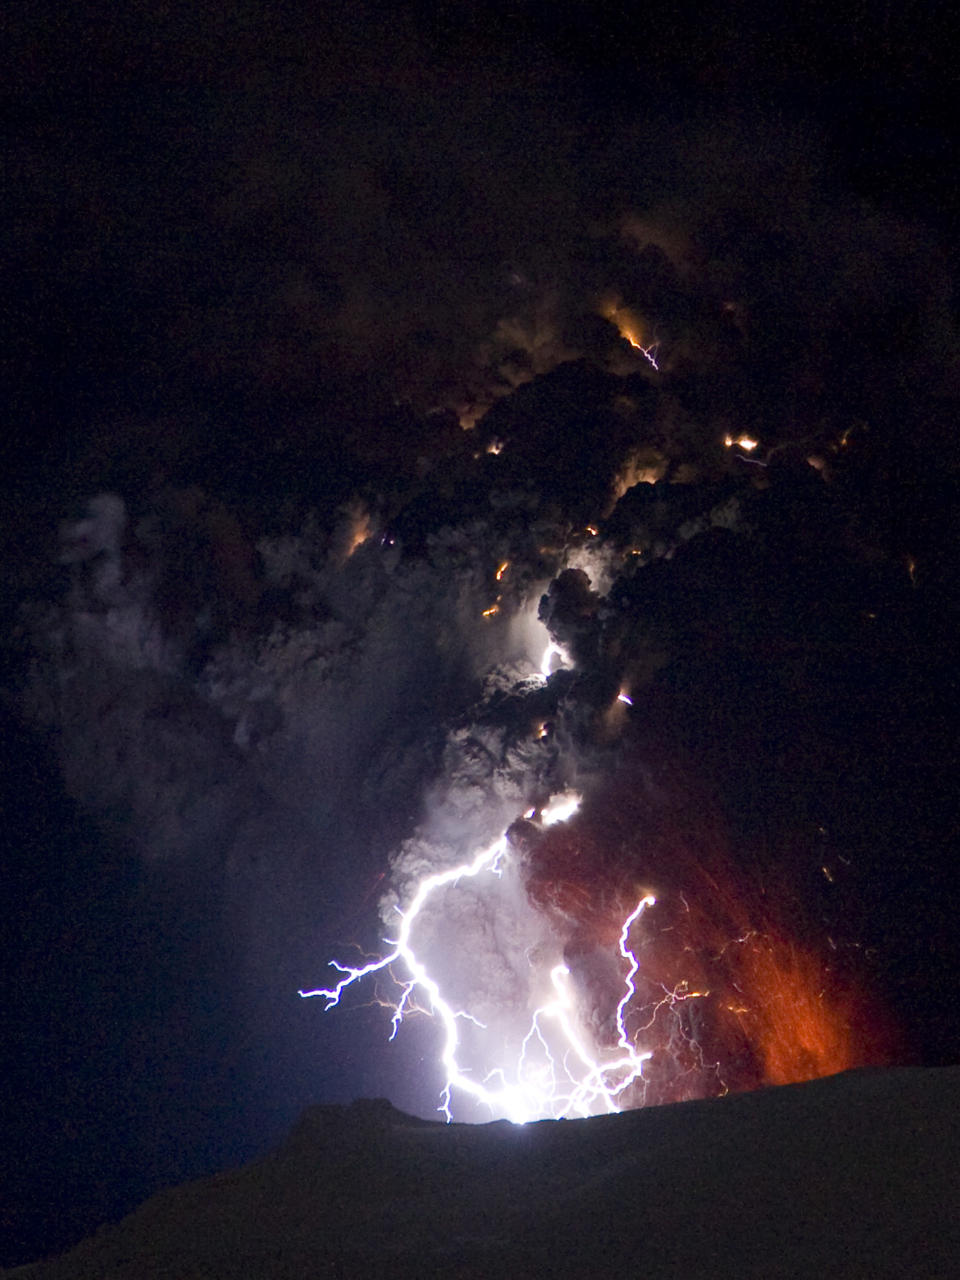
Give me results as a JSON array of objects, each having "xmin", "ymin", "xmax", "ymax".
[
  {"xmin": 18, "ymin": 202, "xmax": 956, "ymax": 1095},
  {"xmin": 20, "ymin": 473, "xmax": 582, "ymax": 1111},
  {"xmin": 8, "ymin": 0, "xmax": 960, "ymax": 1127},
  {"xmin": 16, "ymin": 385, "xmax": 905, "ymax": 1120},
  {"xmin": 15, "ymin": 64, "xmax": 960, "ymax": 1110}
]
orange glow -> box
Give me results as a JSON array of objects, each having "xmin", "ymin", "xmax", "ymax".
[
  {"xmin": 339, "ymin": 503, "xmax": 373, "ymax": 559},
  {"xmin": 602, "ymin": 300, "xmax": 641, "ymax": 348},
  {"xmin": 347, "ymin": 525, "xmax": 371, "ymax": 556},
  {"xmin": 523, "ymin": 757, "xmax": 893, "ymax": 1105},
  {"xmin": 619, "ymin": 324, "xmax": 645, "ymax": 350},
  {"xmin": 482, "ymin": 602, "xmax": 500, "ymax": 618},
  {"xmin": 600, "ymin": 300, "xmax": 659, "ymax": 368},
  {"xmin": 737, "ymin": 939, "xmax": 856, "ymax": 1086},
  {"xmin": 724, "ymin": 433, "xmax": 758, "ymax": 452},
  {"xmin": 495, "ymin": 561, "xmax": 509, "ymax": 581}
]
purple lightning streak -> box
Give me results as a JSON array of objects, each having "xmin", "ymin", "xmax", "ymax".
[{"xmin": 614, "ymin": 894, "xmax": 658, "ymax": 1053}]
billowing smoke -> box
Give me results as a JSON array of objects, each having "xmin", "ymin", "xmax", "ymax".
[
  {"xmin": 15, "ymin": 87, "xmax": 953, "ymax": 1121},
  {"xmin": 18, "ymin": 469, "xmax": 575, "ymax": 1112},
  {"xmin": 19, "ymin": 338, "xmax": 901, "ymax": 1123},
  {"xmin": 292, "ymin": 465, "xmax": 891, "ymax": 1119}
]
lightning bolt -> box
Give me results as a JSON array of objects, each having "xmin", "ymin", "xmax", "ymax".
[
  {"xmin": 614, "ymin": 894, "xmax": 658, "ymax": 1051},
  {"xmin": 624, "ymin": 334, "xmax": 660, "ymax": 370},
  {"xmin": 300, "ymin": 812, "xmax": 659, "ymax": 1124},
  {"xmin": 601, "ymin": 300, "xmax": 660, "ymax": 370}
]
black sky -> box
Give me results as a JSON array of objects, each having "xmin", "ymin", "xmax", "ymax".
[{"xmin": 5, "ymin": 0, "xmax": 957, "ymax": 467}]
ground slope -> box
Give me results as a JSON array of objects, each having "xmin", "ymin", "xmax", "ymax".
[{"xmin": 7, "ymin": 1066, "xmax": 958, "ymax": 1279}]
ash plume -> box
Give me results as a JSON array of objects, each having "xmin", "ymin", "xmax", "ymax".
[
  {"xmin": 17, "ymin": 346, "xmax": 911, "ymax": 1121},
  {"xmin": 11, "ymin": 88, "xmax": 958, "ymax": 1123}
]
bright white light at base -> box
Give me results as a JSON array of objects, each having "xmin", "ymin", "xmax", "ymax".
[{"xmin": 300, "ymin": 819, "xmax": 658, "ymax": 1124}]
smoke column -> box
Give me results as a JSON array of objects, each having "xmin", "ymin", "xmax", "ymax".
[{"xmin": 18, "ymin": 155, "xmax": 940, "ymax": 1125}]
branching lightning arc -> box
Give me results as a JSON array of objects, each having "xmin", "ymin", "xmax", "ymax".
[{"xmin": 300, "ymin": 791, "xmax": 659, "ymax": 1124}]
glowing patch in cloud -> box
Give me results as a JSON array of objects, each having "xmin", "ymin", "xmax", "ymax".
[
  {"xmin": 724, "ymin": 433, "xmax": 759, "ymax": 452},
  {"xmin": 539, "ymin": 639, "xmax": 571, "ymax": 680},
  {"xmin": 540, "ymin": 789, "xmax": 582, "ymax": 827}
]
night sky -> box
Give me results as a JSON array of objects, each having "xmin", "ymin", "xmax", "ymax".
[{"xmin": 3, "ymin": 1, "xmax": 959, "ymax": 1267}]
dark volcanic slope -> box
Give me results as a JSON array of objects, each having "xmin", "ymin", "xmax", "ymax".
[{"xmin": 9, "ymin": 1066, "xmax": 958, "ymax": 1280}]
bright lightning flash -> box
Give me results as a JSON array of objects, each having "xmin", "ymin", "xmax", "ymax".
[{"xmin": 300, "ymin": 809, "xmax": 658, "ymax": 1124}]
